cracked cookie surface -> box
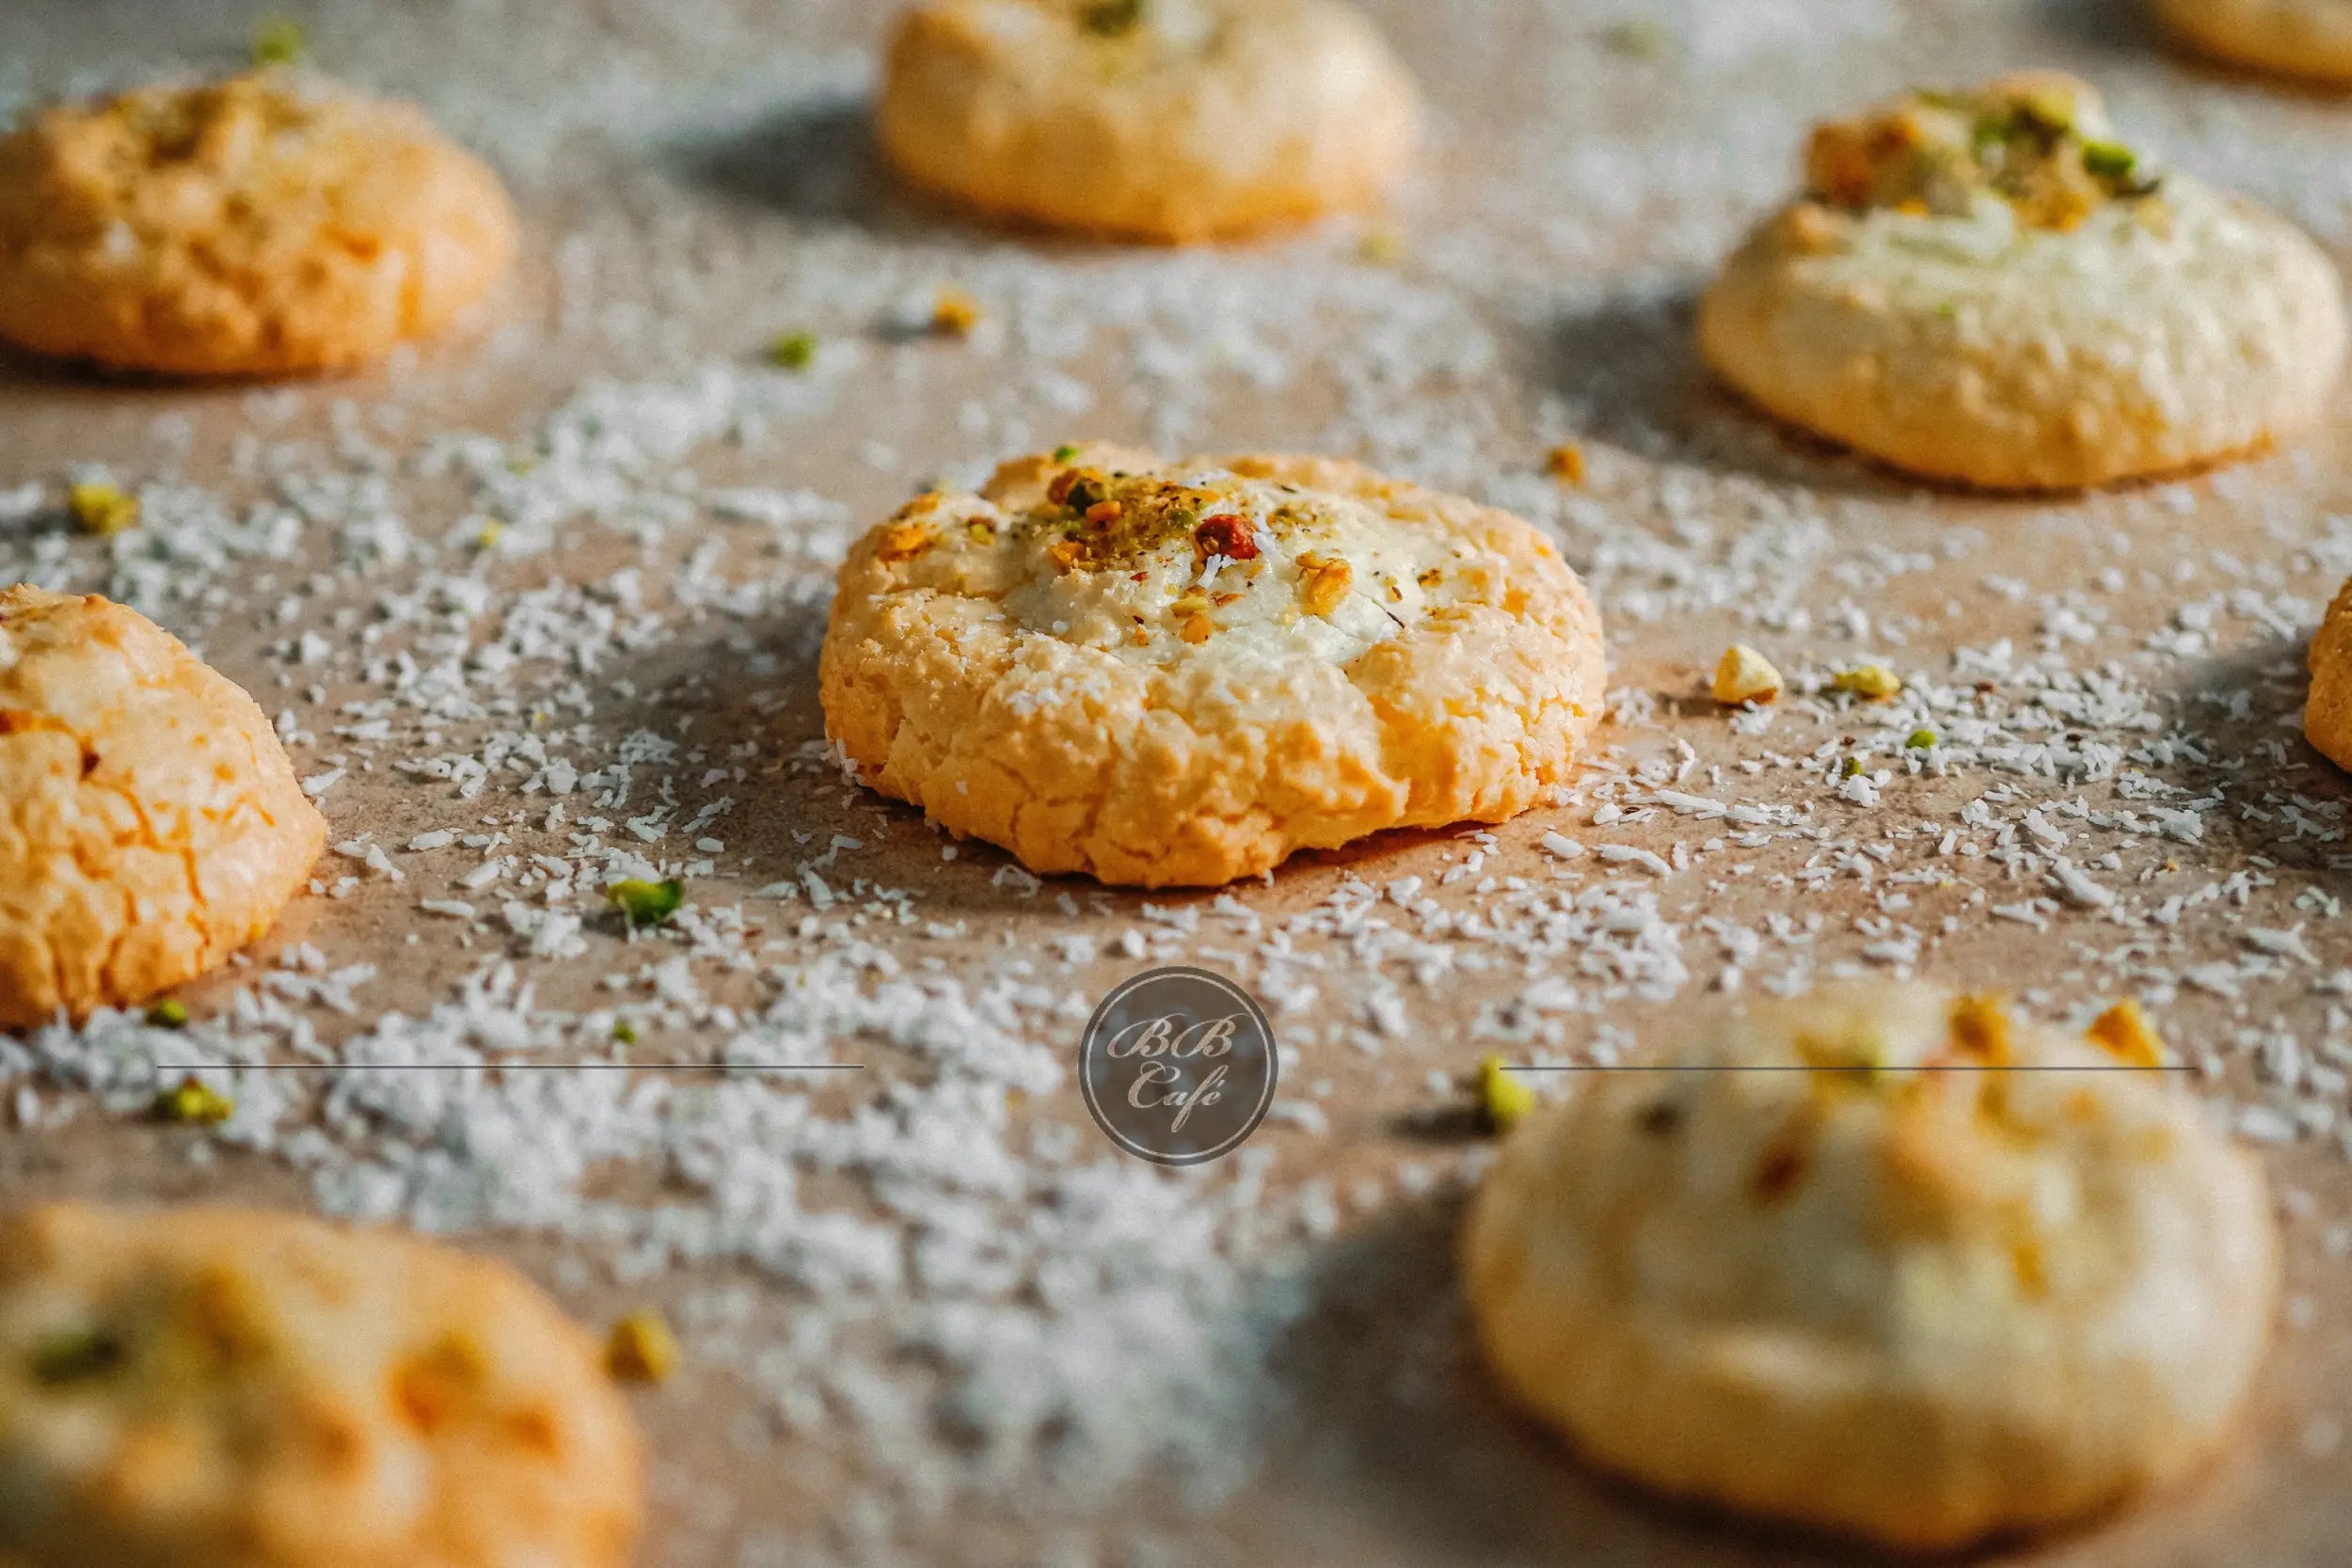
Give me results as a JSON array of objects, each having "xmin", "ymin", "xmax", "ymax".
[
  {"xmin": 0, "ymin": 585, "xmax": 326, "ymax": 1027},
  {"xmin": 818, "ymin": 447, "xmax": 1607, "ymax": 887},
  {"xmin": 1464, "ymin": 982, "xmax": 2279, "ymax": 1551},
  {"xmin": 0, "ymin": 70, "xmax": 516, "ymax": 376},
  {"xmin": 1700, "ymin": 73, "xmax": 2345, "ymax": 489},
  {"xmin": 877, "ymin": 0, "xmax": 1419, "ymax": 242},
  {"xmin": 0, "ymin": 1202, "xmax": 643, "ymax": 1568}
]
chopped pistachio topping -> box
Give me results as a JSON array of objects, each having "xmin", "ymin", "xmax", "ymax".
[
  {"xmin": 1031, "ymin": 467, "xmax": 1281, "ymax": 572},
  {"xmin": 608, "ymin": 878, "xmax": 684, "ymax": 928},
  {"xmin": 607, "ymin": 1310, "xmax": 680, "ymax": 1383},
  {"xmin": 876, "ymin": 520, "xmax": 938, "ymax": 563},
  {"xmin": 251, "ymin": 17, "xmax": 306, "ymax": 66},
  {"xmin": 145, "ymin": 999, "xmax": 189, "ymax": 1029},
  {"xmin": 1948, "ymin": 993, "xmax": 2013, "ymax": 1063},
  {"xmin": 1803, "ymin": 73, "xmax": 2160, "ymax": 230},
  {"xmin": 1794, "ymin": 1022, "xmax": 1889, "ymax": 1078},
  {"xmin": 1475, "ymin": 1053, "xmax": 1536, "ymax": 1133},
  {"xmin": 2080, "ymin": 140, "xmax": 2136, "ymax": 182},
  {"xmin": 2087, "ymin": 998, "xmax": 2167, "ymax": 1068},
  {"xmin": 1711, "ymin": 643, "xmax": 1783, "ymax": 705},
  {"xmin": 1295, "ymin": 551, "xmax": 1351, "ymax": 618},
  {"xmin": 1833, "ymin": 664, "xmax": 1902, "ymax": 700},
  {"xmin": 31, "ymin": 1326, "xmax": 127, "ymax": 1385},
  {"xmin": 1051, "ymin": 444, "xmax": 1081, "ymax": 464},
  {"xmin": 155, "ymin": 1078, "xmax": 234, "ymax": 1125},
  {"xmin": 1193, "ymin": 512, "xmax": 1259, "ymax": 562},
  {"xmin": 769, "ymin": 331, "xmax": 817, "ymax": 371},
  {"xmin": 1841, "ymin": 756, "xmax": 1866, "ymax": 778},
  {"xmin": 67, "ymin": 482, "xmax": 137, "ymax": 536},
  {"xmin": 612, "ymin": 1020, "xmax": 638, "ymax": 1046},
  {"xmin": 1079, "ymin": 0, "xmax": 1147, "ymax": 36},
  {"xmin": 930, "ymin": 289, "xmax": 980, "ymax": 337},
  {"xmin": 1905, "ymin": 727, "xmax": 1938, "ymax": 750},
  {"xmin": 1600, "ymin": 19, "xmax": 1676, "ymax": 58}
]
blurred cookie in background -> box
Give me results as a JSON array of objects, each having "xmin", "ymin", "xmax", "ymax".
[
  {"xmin": 1701, "ymin": 73, "xmax": 2345, "ymax": 488},
  {"xmin": 1464, "ymin": 982, "xmax": 2279, "ymax": 1551},
  {"xmin": 0, "ymin": 70, "xmax": 516, "ymax": 377},
  {"xmin": 2157, "ymin": 0, "xmax": 2352, "ymax": 87},
  {"xmin": 877, "ymin": 0, "xmax": 1420, "ymax": 242},
  {"xmin": 0, "ymin": 1202, "xmax": 644, "ymax": 1568}
]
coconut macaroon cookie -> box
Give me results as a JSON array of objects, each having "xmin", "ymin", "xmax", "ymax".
[
  {"xmin": 1700, "ymin": 72, "xmax": 2347, "ymax": 489},
  {"xmin": 1463, "ymin": 983, "xmax": 2280, "ymax": 1551},
  {"xmin": 0, "ymin": 70, "xmax": 516, "ymax": 377},
  {"xmin": 876, "ymin": 0, "xmax": 1420, "ymax": 242},
  {"xmin": 0, "ymin": 586, "xmax": 326, "ymax": 1028},
  {"xmin": 2157, "ymin": 0, "xmax": 2352, "ymax": 87},
  {"xmin": 819, "ymin": 447, "xmax": 1607, "ymax": 887},
  {"xmin": 2307, "ymin": 578, "xmax": 2352, "ymax": 769},
  {"xmin": 0, "ymin": 1202, "xmax": 644, "ymax": 1568}
]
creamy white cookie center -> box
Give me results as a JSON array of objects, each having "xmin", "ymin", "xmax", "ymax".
[{"xmin": 898, "ymin": 466, "xmax": 1476, "ymax": 667}]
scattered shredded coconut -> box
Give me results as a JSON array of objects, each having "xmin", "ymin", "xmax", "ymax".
[{"xmin": 1, "ymin": 6, "xmax": 2347, "ymax": 1563}]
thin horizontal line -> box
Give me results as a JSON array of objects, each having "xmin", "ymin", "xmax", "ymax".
[
  {"xmin": 1500, "ymin": 1064, "xmax": 2189, "ymax": 1074},
  {"xmin": 166, "ymin": 1063, "xmax": 866, "ymax": 1073}
]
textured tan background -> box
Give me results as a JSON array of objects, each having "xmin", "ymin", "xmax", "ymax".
[{"xmin": 1, "ymin": 1, "xmax": 2349, "ymax": 1564}]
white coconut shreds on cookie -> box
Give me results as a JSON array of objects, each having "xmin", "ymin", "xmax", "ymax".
[
  {"xmin": 876, "ymin": 0, "xmax": 1420, "ymax": 243},
  {"xmin": 1698, "ymin": 71, "xmax": 2346, "ymax": 490},
  {"xmin": 0, "ymin": 586, "xmax": 326, "ymax": 1029},
  {"xmin": 1463, "ymin": 982, "xmax": 2280, "ymax": 1553},
  {"xmin": 0, "ymin": 1202, "xmax": 644, "ymax": 1568},
  {"xmin": 818, "ymin": 447, "xmax": 1608, "ymax": 888},
  {"xmin": 2157, "ymin": 0, "xmax": 2352, "ymax": 87}
]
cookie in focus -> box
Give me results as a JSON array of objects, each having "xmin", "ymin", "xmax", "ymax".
[
  {"xmin": 0, "ymin": 70, "xmax": 516, "ymax": 376},
  {"xmin": 0, "ymin": 1202, "xmax": 644, "ymax": 1568},
  {"xmin": 877, "ymin": 0, "xmax": 1420, "ymax": 242},
  {"xmin": 818, "ymin": 447, "xmax": 1608, "ymax": 887},
  {"xmin": 0, "ymin": 585, "xmax": 325, "ymax": 1027},
  {"xmin": 1462, "ymin": 981, "xmax": 2279, "ymax": 1551},
  {"xmin": 1699, "ymin": 72, "xmax": 2346, "ymax": 488}
]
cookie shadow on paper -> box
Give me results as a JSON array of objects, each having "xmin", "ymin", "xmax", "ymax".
[
  {"xmin": 664, "ymin": 92, "xmax": 928, "ymax": 235},
  {"xmin": 1257, "ymin": 1192, "xmax": 1894, "ymax": 1568},
  {"xmin": 2162, "ymin": 634, "xmax": 2348, "ymax": 879},
  {"xmin": 1531, "ymin": 287, "xmax": 1910, "ymax": 499}
]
